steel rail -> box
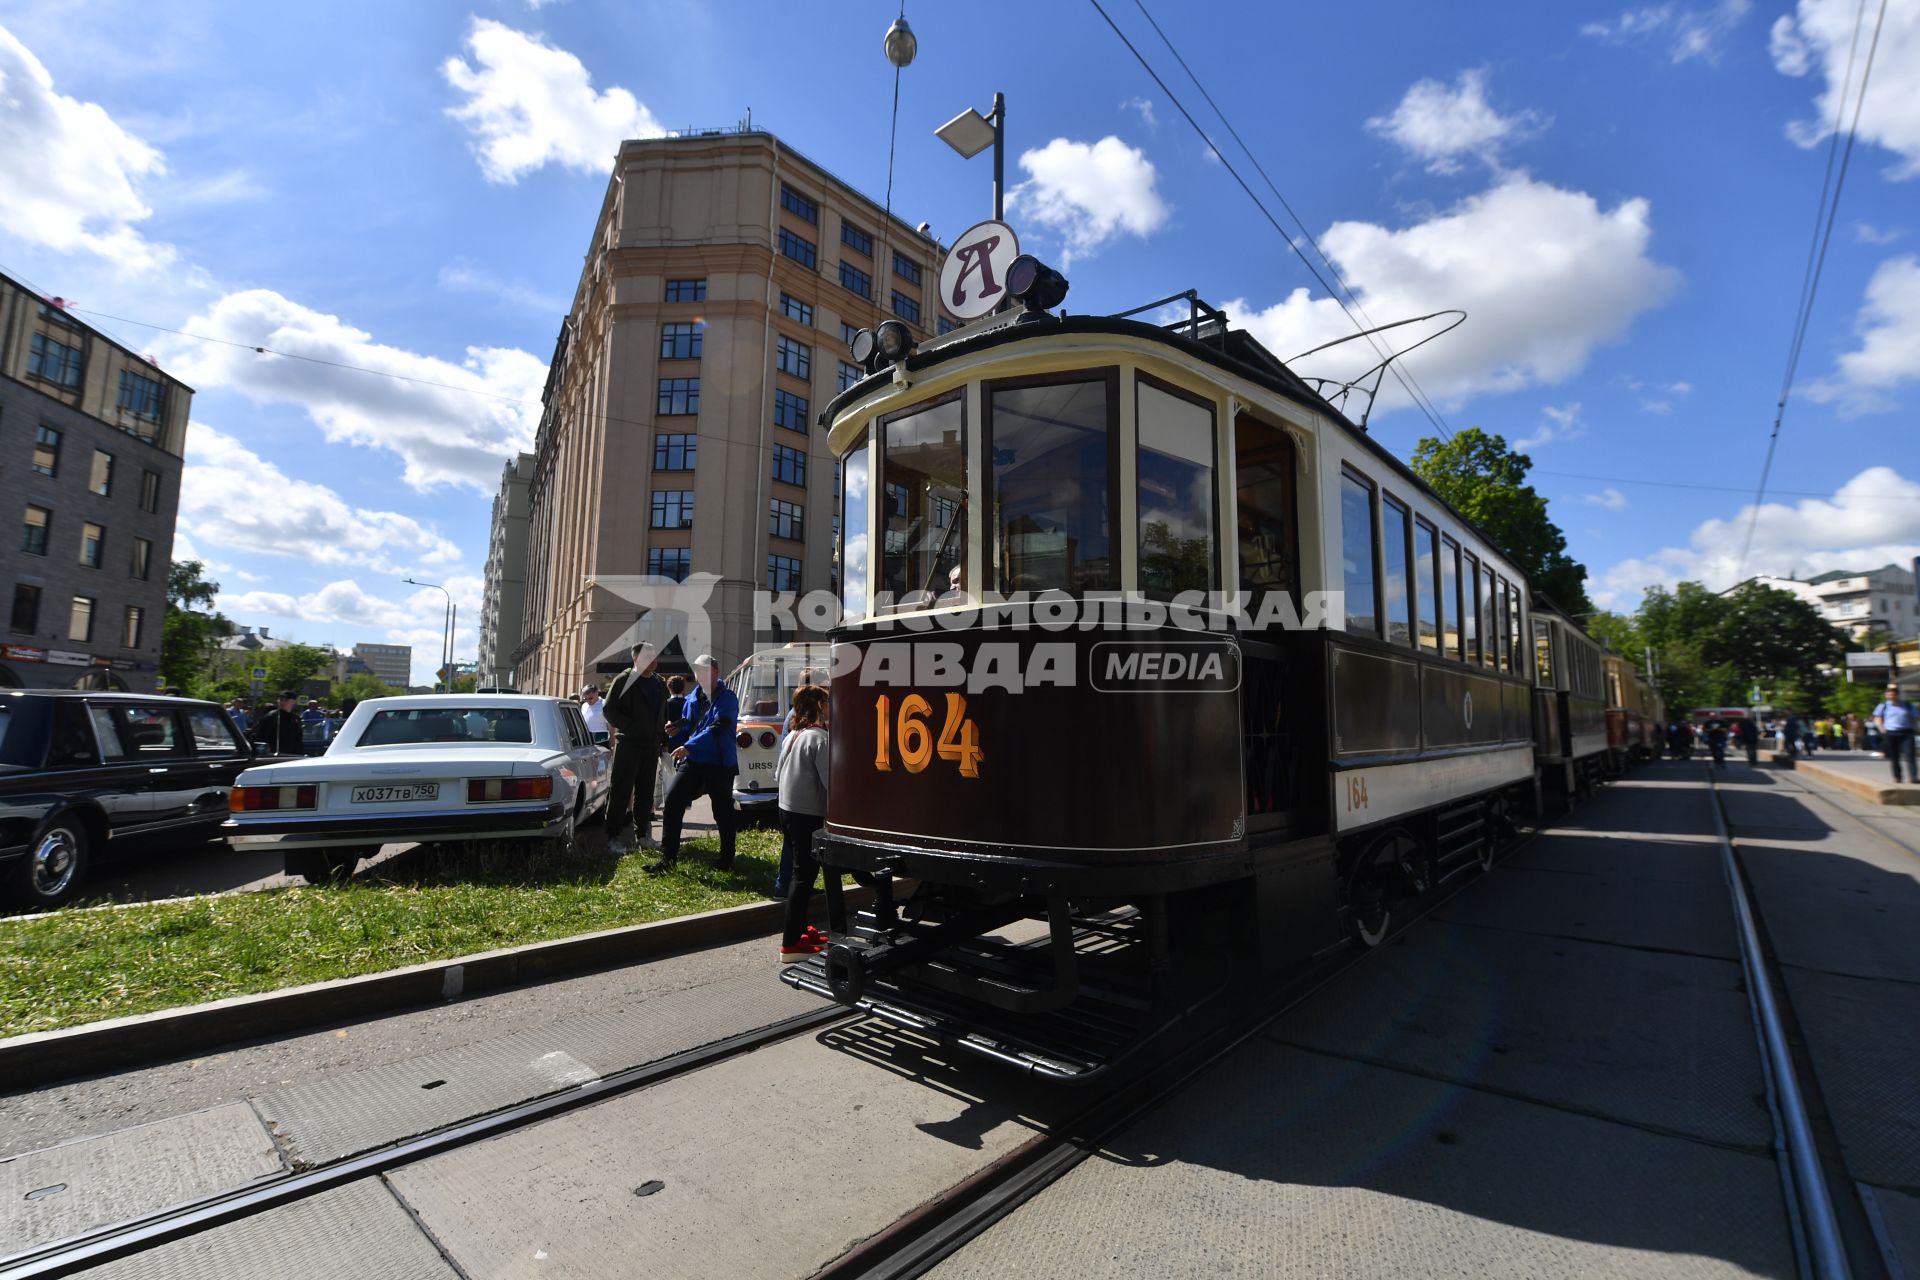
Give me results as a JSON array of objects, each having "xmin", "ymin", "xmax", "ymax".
[
  {"xmin": 1704, "ymin": 769, "xmax": 1853, "ymax": 1280},
  {"xmin": 0, "ymin": 1005, "xmax": 850, "ymax": 1280}
]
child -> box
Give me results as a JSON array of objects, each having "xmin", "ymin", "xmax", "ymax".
[{"xmin": 776, "ymin": 685, "xmax": 841, "ymax": 962}]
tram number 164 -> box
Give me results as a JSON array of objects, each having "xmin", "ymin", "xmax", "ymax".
[
  {"xmin": 875, "ymin": 693, "xmax": 984, "ymax": 779},
  {"xmin": 1344, "ymin": 775, "xmax": 1370, "ymax": 812}
]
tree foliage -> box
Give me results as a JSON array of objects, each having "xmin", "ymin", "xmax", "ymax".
[
  {"xmin": 335, "ymin": 673, "xmax": 403, "ymax": 704},
  {"xmin": 1410, "ymin": 428, "xmax": 1591, "ymax": 616},
  {"xmin": 160, "ymin": 560, "xmax": 230, "ymax": 689},
  {"xmin": 1621, "ymin": 580, "xmax": 1847, "ymax": 714},
  {"xmin": 262, "ymin": 643, "xmax": 331, "ymax": 696}
]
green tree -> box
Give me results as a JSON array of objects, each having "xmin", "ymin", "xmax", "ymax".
[
  {"xmin": 160, "ymin": 560, "xmax": 230, "ymax": 689},
  {"xmin": 335, "ymin": 672, "xmax": 402, "ymax": 704},
  {"xmin": 262, "ymin": 643, "xmax": 331, "ymax": 697},
  {"xmin": 1410, "ymin": 428, "xmax": 1591, "ymax": 615},
  {"xmin": 449, "ymin": 673, "xmax": 478, "ymax": 694},
  {"xmin": 1629, "ymin": 580, "xmax": 1845, "ymax": 713}
]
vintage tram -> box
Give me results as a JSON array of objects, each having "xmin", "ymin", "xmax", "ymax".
[
  {"xmin": 1603, "ymin": 650, "xmax": 1666, "ymax": 771},
  {"xmin": 780, "ymin": 254, "xmax": 1634, "ymax": 1079}
]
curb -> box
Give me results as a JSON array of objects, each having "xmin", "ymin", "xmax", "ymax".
[
  {"xmin": 1771, "ymin": 753, "xmax": 1920, "ymax": 806},
  {"xmin": 0, "ymin": 888, "xmax": 870, "ymax": 1092}
]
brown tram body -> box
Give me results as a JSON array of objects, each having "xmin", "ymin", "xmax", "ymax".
[{"xmin": 781, "ymin": 303, "xmax": 1639, "ymax": 1080}]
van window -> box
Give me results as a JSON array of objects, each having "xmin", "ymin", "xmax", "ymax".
[
  {"xmin": 187, "ymin": 707, "xmax": 244, "ymax": 756},
  {"xmin": 1339, "ymin": 469, "xmax": 1378, "ymax": 637}
]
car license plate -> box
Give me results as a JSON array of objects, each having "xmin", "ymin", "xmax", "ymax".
[{"xmin": 351, "ymin": 783, "xmax": 439, "ymax": 804}]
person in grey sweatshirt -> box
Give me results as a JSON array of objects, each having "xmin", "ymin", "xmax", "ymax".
[{"xmin": 778, "ymin": 685, "xmax": 842, "ymax": 962}]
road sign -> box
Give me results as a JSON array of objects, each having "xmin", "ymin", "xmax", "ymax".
[{"xmin": 251, "ymin": 667, "xmax": 267, "ymax": 680}]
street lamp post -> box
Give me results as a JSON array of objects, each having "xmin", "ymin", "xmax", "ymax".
[
  {"xmin": 403, "ymin": 578, "xmax": 453, "ymax": 691},
  {"xmin": 936, "ymin": 93, "xmax": 1006, "ymax": 221}
]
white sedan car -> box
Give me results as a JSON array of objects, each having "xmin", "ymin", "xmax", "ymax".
[{"xmin": 224, "ymin": 694, "xmax": 611, "ymax": 884}]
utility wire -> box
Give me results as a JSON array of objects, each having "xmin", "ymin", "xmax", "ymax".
[
  {"xmin": 1533, "ymin": 467, "xmax": 1914, "ymax": 502},
  {"xmin": 1088, "ymin": 0, "xmax": 1456, "ymax": 441},
  {"xmin": 1126, "ymin": 0, "xmax": 1456, "ymax": 439},
  {"xmin": 1735, "ymin": 0, "xmax": 1888, "ymax": 576}
]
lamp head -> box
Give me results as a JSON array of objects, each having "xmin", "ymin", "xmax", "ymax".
[
  {"xmin": 883, "ymin": 16, "xmax": 917, "ymax": 67},
  {"xmin": 1005, "ymin": 254, "xmax": 1070, "ymax": 313}
]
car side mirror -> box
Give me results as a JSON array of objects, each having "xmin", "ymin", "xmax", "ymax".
[{"xmin": 592, "ymin": 731, "xmax": 610, "ymax": 746}]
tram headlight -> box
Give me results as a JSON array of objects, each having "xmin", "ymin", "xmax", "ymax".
[
  {"xmin": 848, "ymin": 327, "xmax": 877, "ymax": 365},
  {"xmin": 874, "ymin": 320, "xmax": 915, "ymax": 363},
  {"xmin": 1006, "ymin": 254, "xmax": 1070, "ymax": 312}
]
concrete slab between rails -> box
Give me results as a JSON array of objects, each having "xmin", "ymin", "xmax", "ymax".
[
  {"xmin": 0, "ymin": 888, "xmax": 870, "ymax": 1092},
  {"xmin": 1767, "ymin": 752, "xmax": 1920, "ymax": 804}
]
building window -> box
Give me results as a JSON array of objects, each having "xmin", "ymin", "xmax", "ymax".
[
  {"xmin": 665, "ymin": 278, "xmax": 706, "ymax": 302},
  {"xmin": 841, "ymin": 222, "xmax": 873, "ymax": 256},
  {"xmin": 123, "ymin": 605, "xmax": 143, "ymax": 649},
  {"xmin": 139, "ymin": 470, "xmax": 161, "ymax": 513},
  {"xmin": 36, "ymin": 301, "xmax": 80, "ymax": 329},
  {"xmin": 649, "ymin": 490, "xmax": 694, "ymax": 529},
  {"xmin": 117, "ymin": 369, "xmax": 166, "ymax": 421},
  {"xmin": 657, "ymin": 377, "xmax": 700, "ymax": 416},
  {"xmin": 80, "ymin": 522, "xmax": 104, "ymax": 568},
  {"xmin": 10, "ymin": 583, "xmax": 40, "ymax": 634},
  {"xmin": 22, "ymin": 506, "xmax": 49, "ymax": 556},
  {"xmin": 776, "ymin": 335, "xmax": 811, "ymax": 380},
  {"xmin": 767, "ymin": 554, "xmax": 802, "ymax": 592},
  {"xmin": 780, "ymin": 184, "xmax": 818, "ymax": 224},
  {"xmin": 653, "ymin": 433, "xmax": 697, "ymax": 471},
  {"xmin": 33, "ymin": 425, "xmax": 61, "ymax": 476},
  {"xmin": 647, "ymin": 547, "xmax": 691, "ymax": 582},
  {"xmin": 772, "ymin": 442, "xmax": 807, "ymax": 486},
  {"xmin": 131, "ymin": 536, "xmax": 153, "ymax": 580},
  {"xmin": 69, "ymin": 595, "xmax": 94, "ymax": 644},
  {"xmin": 659, "ymin": 322, "xmax": 703, "ymax": 359},
  {"xmin": 893, "ymin": 253, "xmax": 923, "ymax": 285},
  {"xmin": 778, "ymin": 228, "xmax": 817, "ymax": 269},
  {"xmin": 837, "ymin": 360, "xmax": 863, "ymax": 393},
  {"xmin": 28, "ymin": 333, "xmax": 83, "ymax": 388},
  {"xmin": 769, "ymin": 498, "xmax": 805, "ymax": 542},
  {"xmin": 841, "ymin": 321, "xmax": 861, "ymax": 348},
  {"xmin": 774, "ymin": 388, "xmax": 809, "ymax": 431},
  {"xmin": 839, "ymin": 261, "xmax": 872, "ymax": 300},
  {"xmin": 1339, "ymin": 468, "xmax": 1379, "ymax": 638},
  {"xmin": 891, "ymin": 291, "xmax": 921, "ymax": 325},
  {"xmin": 90, "ymin": 450, "xmax": 114, "ymax": 497},
  {"xmin": 779, "ymin": 293, "xmax": 813, "ymax": 326},
  {"xmin": 937, "ymin": 317, "xmax": 958, "ymax": 335}
]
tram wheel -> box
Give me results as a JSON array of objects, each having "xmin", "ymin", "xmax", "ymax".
[
  {"xmin": 1480, "ymin": 796, "xmax": 1510, "ymax": 872},
  {"xmin": 1347, "ymin": 828, "xmax": 1425, "ymax": 949}
]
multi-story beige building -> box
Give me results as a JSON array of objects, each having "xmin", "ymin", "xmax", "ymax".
[
  {"xmin": 513, "ymin": 131, "xmax": 946, "ymax": 693},
  {"xmin": 478, "ymin": 452, "xmax": 534, "ymax": 687},
  {"xmin": 0, "ymin": 274, "xmax": 190, "ymax": 690}
]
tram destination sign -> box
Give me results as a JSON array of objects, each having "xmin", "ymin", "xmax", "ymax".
[{"xmin": 940, "ymin": 219, "xmax": 1019, "ymax": 321}]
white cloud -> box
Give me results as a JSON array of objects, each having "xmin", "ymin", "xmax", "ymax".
[
  {"xmin": 1805, "ymin": 255, "xmax": 1920, "ymax": 414},
  {"xmin": 1584, "ymin": 1, "xmax": 1752, "ymax": 63},
  {"xmin": 1856, "ymin": 222, "xmax": 1905, "ymax": 245},
  {"xmin": 1591, "ymin": 466, "xmax": 1920, "ymax": 606},
  {"xmin": 218, "ymin": 576, "xmax": 484, "ymax": 684},
  {"xmin": 1772, "ymin": 0, "xmax": 1920, "ymax": 178},
  {"xmin": 1516, "ymin": 402, "xmax": 1586, "ymax": 450},
  {"xmin": 438, "ymin": 260, "xmax": 568, "ymax": 315},
  {"xmin": 1007, "ymin": 136, "xmax": 1169, "ymax": 265},
  {"xmin": 1122, "ymin": 97, "xmax": 1157, "ymax": 129},
  {"xmin": 1223, "ymin": 174, "xmax": 1679, "ymax": 413},
  {"xmin": 182, "ymin": 427, "xmax": 464, "ymax": 572},
  {"xmin": 1584, "ymin": 487, "xmax": 1630, "ymax": 510},
  {"xmin": 442, "ymin": 17, "xmax": 665, "ymax": 184},
  {"xmin": 1366, "ymin": 69, "xmax": 1546, "ymax": 174},
  {"xmin": 0, "ymin": 25, "xmax": 174, "ymax": 271},
  {"xmin": 162, "ymin": 289, "xmax": 545, "ymax": 492}
]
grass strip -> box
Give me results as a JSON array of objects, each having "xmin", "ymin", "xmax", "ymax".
[{"xmin": 0, "ymin": 829, "xmax": 788, "ymax": 1038}]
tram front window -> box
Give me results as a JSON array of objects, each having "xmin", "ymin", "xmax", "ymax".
[
  {"xmin": 989, "ymin": 377, "xmax": 1116, "ymax": 594},
  {"xmin": 879, "ymin": 395, "xmax": 966, "ymax": 611},
  {"xmin": 1136, "ymin": 380, "xmax": 1215, "ymax": 597}
]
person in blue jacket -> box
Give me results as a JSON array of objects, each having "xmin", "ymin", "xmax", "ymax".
[{"xmin": 649, "ymin": 654, "xmax": 739, "ymax": 874}]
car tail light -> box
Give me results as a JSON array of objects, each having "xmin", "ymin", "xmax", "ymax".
[
  {"xmin": 758, "ymin": 731, "xmax": 776, "ymax": 748},
  {"xmin": 736, "ymin": 731, "xmax": 752, "ymax": 747},
  {"xmin": 466, "ymin": 776, "xmax": 554, "ymax": 803},
  {"xmin": 229, "ymin": 785, "xmax": 317, "ymax": 812}
]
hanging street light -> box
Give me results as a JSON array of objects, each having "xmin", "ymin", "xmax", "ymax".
[{"xmin": 884, "ymin": 16, "xmax": 917, "ymax": 68}]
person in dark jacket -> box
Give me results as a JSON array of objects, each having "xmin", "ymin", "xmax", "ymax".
[
  {"xmin": 252, "ymin": 691, "xmax": 305, "ymax": 755},
  {"xmin": 650, "ymin": 654, "xmax": 739, "ymax": 874},
  {"xmin": 603, "ymin": 643, "xmax": 667, "ymax": 853},
  {"xmin": 1734, "ymin": 715, "xmax": 1760, "ymax": 765}
]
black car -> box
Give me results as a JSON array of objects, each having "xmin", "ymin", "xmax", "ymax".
[{"xmin": 0, "ymin": 691, "xmax": 296, "ymax": 909}]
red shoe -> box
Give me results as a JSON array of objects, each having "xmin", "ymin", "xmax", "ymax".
[
  {"xmin": 779, "ymin": 940, "xmax": 823, "ymax": 964},
  {"xmin": 801, "ymin": 925, "xmax": 829, "ymax": 941}
]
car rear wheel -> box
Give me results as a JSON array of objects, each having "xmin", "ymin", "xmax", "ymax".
[
  {"xmin": 11, "ymin": 817, "xmax": 90, "ymax": 910},
  {"xmin": 284, "ymin": 849, "xmax": 369, "ymax": 885}
]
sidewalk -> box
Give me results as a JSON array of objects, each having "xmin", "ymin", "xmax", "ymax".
[{"xmin": 1764, "ymin": 747, "xmax": 1920, "ymax": 806}]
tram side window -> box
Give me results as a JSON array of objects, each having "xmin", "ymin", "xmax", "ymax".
[
  {"xmin": 879, "ymin": 395, "xmax": 966, "ymax": 610},
  {"xmin": 1494, "ymin": 574, "xmax": 1511, "ymax": 671},
  {"xmin": 1440, "ymin": 534, "xmax": 1462, "ymax": 660},
  {"xmin": 841, "ymin": 441, "xmax": 870, "ymax": 621},
  {"xmin": 1338, "ymin": 469, "xmax": 1379, "ymax": 638},
  {"xmin": 1533, "ymin": 617, "xmax": 1554, "ymax": 686},
  {"xmin": 1483, "ymin": 569, "xmax": 1500, "ymax": 669},
  {"xmin": 1509, "ymin": 584, "xmax": 1524, "ymax": 676},
  {"xmin": 1136, "ymin": 380, "xmax": 1215, "ymax": 597},
  {"xmin": 1462, "ymin": 553, "xmax": 1480, "ymax": 663},
  {"xmin": 989, "ymin": 376, "xmax": 1116, "ymax": 594},
  {"xmin": 1415, "ymin": 519, "xmax": 1439, "ymax": 653},
  {"xmin": 1235, "ymin": 416, "xmax": 1297, "ymax": 606},
  {"xmin": 1381, "ymin": 494, "xmax": 1411, "ymax": 646}
]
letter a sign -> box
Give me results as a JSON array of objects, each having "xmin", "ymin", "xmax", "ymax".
[{"xmin": 939, "ymin": 219, "xmax": 1020, "ymax": 321}]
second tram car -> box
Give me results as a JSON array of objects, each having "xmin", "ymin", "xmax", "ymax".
[{"xmin": 780, "ymin": 256, "xmax": 1649, "ymax": 1079}]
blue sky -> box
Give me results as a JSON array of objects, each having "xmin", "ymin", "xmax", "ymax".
[{"xmin": 2, "ymin": 0, "xmax": 1916, "ymax": 681}]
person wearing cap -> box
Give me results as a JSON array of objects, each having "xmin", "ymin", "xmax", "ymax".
[
  {"xmin": 603, "ymin": 644, "xmax": 667, "ymax": 853},
  {"xmin": 651, "ymin": 654, "xmax": 739, "ymax": 874},
  {"xmin": 579, "ymin": 684, "xmax": 609, "ymax": 738},
  {"xmin": 252, "ymin": 690, "xmax": 306, "ymax": 756},
  {"xmin": 1872, "ymin": 684, "xmax": 1916, "ymax": 784}
]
